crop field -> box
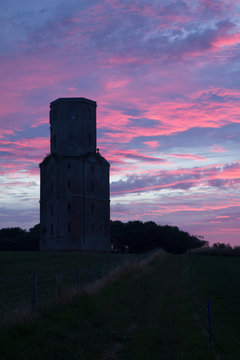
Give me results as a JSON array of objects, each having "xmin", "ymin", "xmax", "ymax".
[{"xmin": 0, "ymin": 251, "xmax": 239, "ymax": 359}]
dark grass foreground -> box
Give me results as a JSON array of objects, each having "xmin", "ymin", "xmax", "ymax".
[
  {"xmin": 0, "ymin": 251, "xmax": 135, "ymax": 315},
  {"xmin": 190, "ymin": 254, "xmax": 240, "ymax": 360},
  {"xmin": 0, "ymin": 253, "xmax": 217, "ymax": 360}
]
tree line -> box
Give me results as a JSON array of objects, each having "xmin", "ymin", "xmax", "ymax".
[
  {"xmin": 0, "ymin": 224, "xmax": 39, "ymax": 251},
  {"xmin": 0, "ymin": 221, "xmax": 207, "ymax": 253},
  {"xmin": 196, "ymin": 242, "xmax": 240, "ymax": 257},
  {"xmin": 111, "ymin": 220, "xmax": 207, "ymax": 254}
]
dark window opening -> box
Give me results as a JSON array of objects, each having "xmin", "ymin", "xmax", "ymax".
[
  {"xmin": 68, "ymin": 202, "xmax": 71, "ymax": 212},
  {"xmin": 91, "ymin": 203, "xmax": 94, "ymax": 214},
  {"xmin": 51, "ymin": 205, "xmax": 53, "ymax": 216},
  {"xmin": 91, "ymin": 223, "xmax": 94, "ymax": 234},
  {"xmin": 88, "ymin": 133, "xmax": 91, "ymax": 147},
  {"xmin": 68, "ymin": 222, "xmax": 71, "ymax": 233},
  {"xmin": 68, "ymin": 162, "xmax": 71, "ymax": 169},
  {"xmin": 91, "ymin": 165, "xmax": 94, "ymax": 174},
  {"xmin": 68, "ymin": 180, "xmax": 71, "ymax": 190},
  {"xmin": 91, "ymin": 182, "xmax": 94, "ymax": 192},
  {"xmin": 50, "ymin": 166, "xmax": 53, "ymax": 174},
  {"xmin": 88, "ymin": 107, "xmax": 91, "ymax": 120},
  {"xmin": 50, "ymin": 183, "xmax": 53, "ymax": 193},
  {"xmin": 53, "ymin": 134, "xmax": 56, "ymax": 149},
  {"xmin": 51, "ymin": 224, "xmax": 53, "ymax": 235},
  {"xmin": 69, "ymin": 105, "xmax": 75, "ymax": 120}
]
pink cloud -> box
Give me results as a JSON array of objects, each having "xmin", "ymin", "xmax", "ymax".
[
  {"xmin": 30, "ymin": 117, "xmax": 48, "ymax": 127},
  {"xmin": 166, "ymin": 153, "xmax": 207, "ymax": 160},
  {"xmin": 144, "ymin": 141, "xmax": 159, "ymax": 148},
  {"xmin": 216, "ymin": 215, "xmax": 230, "ymax": 219},
  {"xmin": 216, "ymin": 164, "xmax": 240, "ymax": 180},
  {"xmin": 104, "ymin": 0, "xmax": 191, "ymax": 22},
  {"xmin": 111, "ymin": 162, "xmax": 240, "ymax": 195},
  {"xmin": 213, "ymin": 32, "xmax": 240, "ymax": 47},
  {"xmin": 108, "ymin": 56, "xmax": 138, "ymax": 66},
  {"xmin": 219, "ymin": 228, "xmax": 240, "ymax": 232},
  {"xmin": 0, "ymin": 129, "xmax": 14, "ymax": 138},
  {"xmin": 0, "ymin": 136, "xmax": 49, "ymax": 177},
  {"xmin": 116, "ymin": 150, "xmax": 166, "ymax": 162},
  {"xmin": 200, "ymin": 0, "xmax": 226, "ymax": 10},
  {"xmin": 14, "ymin": 137, "xmax": 49, "ymax": 150},
  {"xmin": 210, "ymin": 144, "xmax": 226, "ymax": 153},
  {"xmin": 105, "ymin": 78, "xmax": 131, "ymax": 90},
  {"xmin": 111, "ymin": 178, "xmax": 198, "ymax": 195}
]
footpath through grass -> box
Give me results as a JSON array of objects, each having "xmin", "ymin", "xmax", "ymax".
[{"xmin": 0, "ymin": 253, "xmax": 215, "ymax": 360}]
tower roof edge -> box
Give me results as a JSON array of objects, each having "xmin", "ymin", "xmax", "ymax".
[{"xmin": 50, "ymin": 98, "xmax": 97, "ymax": 107}]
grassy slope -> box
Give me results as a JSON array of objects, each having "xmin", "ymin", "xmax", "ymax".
[
  {"xmin": 0, "ymin": 251, "xmax": 128, "ymax": 312},
  {"xmin": 0, "ymin": 253, "xmax": 215, "ymax": 360}
]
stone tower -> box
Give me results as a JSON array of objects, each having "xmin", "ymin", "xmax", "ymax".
[{"xmin": 39, "ymin": 98, "xmax": 110, "ymax": 251}]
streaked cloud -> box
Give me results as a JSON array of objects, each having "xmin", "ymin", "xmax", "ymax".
[{"xmin": 111, "ymin": 162, "xmax": 240, "ymax": 195}]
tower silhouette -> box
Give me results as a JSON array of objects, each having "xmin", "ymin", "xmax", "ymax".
[{"xmin": 39, "ymin": 98, "xmax": 110, "ymax": 251}]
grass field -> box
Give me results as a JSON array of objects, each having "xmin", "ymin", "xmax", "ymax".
[
  {"xmin": 190, "ymin": 254, "xmax": 240, "ymax": 359},
  {"xmin": 0, "ymin": 251, "xmax": 239, "ymax": 359},
  {"xmin": 0, "ymin": 251, "xmax": 135, "ymax": 316}
]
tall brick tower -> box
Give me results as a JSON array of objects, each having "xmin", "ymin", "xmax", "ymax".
[{"xmin": 39, "ymin": 98, "xmax": 110, "ymax": 251}]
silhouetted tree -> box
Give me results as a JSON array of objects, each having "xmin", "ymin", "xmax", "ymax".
[
  {"xmin": 0, "ymin": 220, "xmax": 207, "ymax": 253},
  {"xmin": 27, "ymin": 223, "xmax": 40, "ymax": 250},
  {"xmin": 110, "ymin": 220, "xmax": 126, "ymax": 252},
  {"xmin": 110, "ymin": 220, "xmax": 207, "ymax": 254},
  {"xmin": 0, "ymin": 225, "xmax": 39, "ymax": 251},
  {"xmin": 213, "ymin": 242, "xmax": 231, "ymax": 249}
]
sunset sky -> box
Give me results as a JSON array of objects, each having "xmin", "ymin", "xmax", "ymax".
[{"xmin": 1, "ymin": 0, "xmax": 240, "ymax": 245}]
